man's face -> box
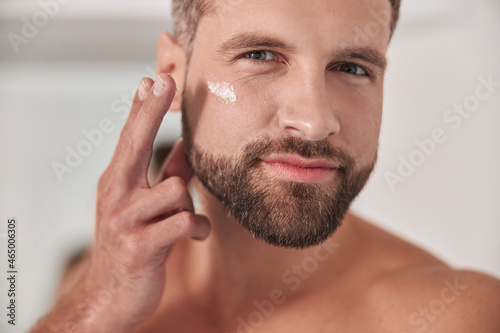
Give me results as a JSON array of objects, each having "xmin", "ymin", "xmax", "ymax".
[{"xmin": 181, "ymin": 0, "xmax": 392, "ymax": 248}]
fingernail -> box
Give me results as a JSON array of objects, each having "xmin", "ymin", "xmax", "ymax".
[
  {"xmin": 138, "ymin": 79, "xmax": 147, "ymax": 100},
  {"xmin": 153, "ymin": 75, "xmax": 165, "ymax": 96},
  {"xmin": 167, "ymin": 73, "xmax": 179, "ymax": 93}
]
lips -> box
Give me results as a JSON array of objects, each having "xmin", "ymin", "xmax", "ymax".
[{"xmin": 262, "ymin": 156, "xmax": 337, "ymax": 183}]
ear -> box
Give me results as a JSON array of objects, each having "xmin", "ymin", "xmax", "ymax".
[{"xmin": 156, "ymin": 31, "xmax": 187, "ymax": 112}]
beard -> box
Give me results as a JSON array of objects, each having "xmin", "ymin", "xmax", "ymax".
[{"xmin": 182, "ymin": 112, "xmax": 375, "ymax": 249}]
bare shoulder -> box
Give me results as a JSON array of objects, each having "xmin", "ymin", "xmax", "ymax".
[
  {"xmin": 366, "ymin": 265, "xmax": 500, "ymax": 332},
  {"xmin": 349, "ymin": 215, "xmax": 500, "ymax": 332}
]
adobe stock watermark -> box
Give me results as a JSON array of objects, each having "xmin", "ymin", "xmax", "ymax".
[
  {"xmin": 400, "ymin": 277, "xmax": 469, "ymax": 333},
  {"xmin": 385, "ymin": 74, "xmax": 499, "ymax": 192},
  {"xmin": 230, "ymin": 239, "xmax": 341, "ymax": 333},
  {"xmin": 7, "ymin": 0, "xmax": 74, "ymax": 54},
  {"xmin": 51, "ymin": 67, "xmax": 156, "ymax": 183}
]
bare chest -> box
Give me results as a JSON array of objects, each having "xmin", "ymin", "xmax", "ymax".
[{"xmin": 132, "ymin": 292, "xmax": 380, "ymax": 333}]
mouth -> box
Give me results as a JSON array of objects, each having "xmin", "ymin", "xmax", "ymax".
[{"xmin": 262, "ymin": 156, "xmax": 338, "ymax": 183}]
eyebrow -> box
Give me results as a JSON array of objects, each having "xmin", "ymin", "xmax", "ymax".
[
  {"xmin": 217, "ymin": 33, "xmax": 296, "ymax": 56},
  {"xmin": 216, "ymin": 33, "xmax": 387, "ymax": 71},
  {"xmin": 333, "ymin": 48, "xmax": 387, "ymax": 72}
]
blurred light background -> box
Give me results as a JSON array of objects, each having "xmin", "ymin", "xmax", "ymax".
[{"xmin": 0, "ymin": 0, "xmax": 499, "ymax": 331}]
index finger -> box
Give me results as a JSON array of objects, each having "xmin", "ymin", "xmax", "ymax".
[
  {"xmin": 120, "ymin": 77, "xmax": 154, "ymax": 138},
  {"xmin": 112, "ymin": 73, "xmax": 178, "ymax": 187}
]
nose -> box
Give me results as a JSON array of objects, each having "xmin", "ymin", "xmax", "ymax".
[{"xmin": 278, "ymin": 72, "xmax": 340, "ymax": 141}]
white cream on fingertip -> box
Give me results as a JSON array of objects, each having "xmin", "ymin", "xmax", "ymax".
[{"xmin": 207, "ymin": 81, "xmax": 238, "ymax": 104}]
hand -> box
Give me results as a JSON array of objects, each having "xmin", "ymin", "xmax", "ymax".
[
  {"xmin": 32, "ymin": 74, "xmax": 211, "ymax": 333},
  {"xmin": 89, "ymin": 73, "xmax": 211, "ymax": 329}
]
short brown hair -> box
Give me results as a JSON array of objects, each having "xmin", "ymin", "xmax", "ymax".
[
  {"xmin": 172, "ymin": 0, "xmax": 214, "ymax": 56},
  {"xmin": 172, "ymin": 0, "xmax": 401, "ymax": 56}
]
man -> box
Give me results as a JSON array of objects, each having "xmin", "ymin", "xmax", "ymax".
[{"xmin": 32, "ymin": 0, "xmax": 500, "ymax": 332}]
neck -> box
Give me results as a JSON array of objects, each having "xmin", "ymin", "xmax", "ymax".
[{"xmin": 166, "ymin": 177, "xmax": 360, "ymax": 318}]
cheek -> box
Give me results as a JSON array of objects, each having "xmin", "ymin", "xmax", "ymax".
[
  {"xmin": 230, "ymin": 80, "xmax": 280, "ymax": 132},
  {"xmin": 337, "ymin": 87, "xmax": 383, "ymax": 162},
  {"xmin": 186, "ymin": 78, "xmax": 278, "ymax": 153}
]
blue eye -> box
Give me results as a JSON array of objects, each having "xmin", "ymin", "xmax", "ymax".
[
  {"xmin": 244, "ymin": 50, "xmax": 276, "ymax": 61},
  {"xmin": 336, "ymin": 63, "xmax": 367, "ymax": 75}
]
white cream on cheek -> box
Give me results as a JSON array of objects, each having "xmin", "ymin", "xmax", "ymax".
[{"xmin": 207, "ymin": 81, "xmax": 238, "ymax": 105}]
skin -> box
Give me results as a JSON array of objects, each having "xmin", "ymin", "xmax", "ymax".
[{"xmin": 31, "ymin": 0, "xmax": 500, "ymax": 332}]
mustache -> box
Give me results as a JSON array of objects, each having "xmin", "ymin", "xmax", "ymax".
[{"xmin": 242, "ymin": 136, "xmax": 354, "ymax": 170}]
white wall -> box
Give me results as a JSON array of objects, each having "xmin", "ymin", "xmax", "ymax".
[
  {"xmin": 353, "ymin": 0, "xmax": 500, "ymax": 278},
  {"xmin": 0, "ymin": 0, "xmax": 499, "ymax": 331}
]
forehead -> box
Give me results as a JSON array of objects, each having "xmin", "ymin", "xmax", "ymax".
[{"xmin": 198, "ymin": 0, "xmax": 392, "ymax": 51}]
